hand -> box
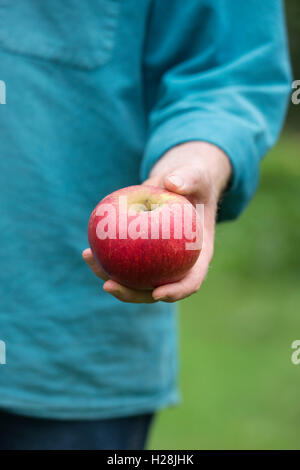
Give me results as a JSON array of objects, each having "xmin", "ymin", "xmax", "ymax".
[{"xmin": 82, "ymin": 141, "xmax": 231, "ymax": 303}]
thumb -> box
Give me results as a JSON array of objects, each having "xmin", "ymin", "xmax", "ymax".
[{"xmin": 164, "ymin": 166, "xmax": 207, "ymax": 198}]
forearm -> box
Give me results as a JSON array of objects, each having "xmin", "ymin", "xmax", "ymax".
[{"xmin": 142, "ymin": 0, "xmax": 291, "ymax": 221}]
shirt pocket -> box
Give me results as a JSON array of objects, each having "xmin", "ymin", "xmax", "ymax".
[{"xmin": 0, "ymin": 0, "xmax": 120, "ymax": 69}]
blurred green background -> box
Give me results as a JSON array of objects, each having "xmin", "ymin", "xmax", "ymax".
[{"xmin": 149, "ymin": 2, "xmax": 300, "ymax": 450}]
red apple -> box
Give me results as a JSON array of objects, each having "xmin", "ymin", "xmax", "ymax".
[{"xmin": 88, "ymin": 185, "xmax": 201, "ymax": 290}]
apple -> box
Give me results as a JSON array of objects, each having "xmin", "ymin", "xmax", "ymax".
[{"xmin": 88, "ymin": 185, "xmax": 201, "ymax": 290}]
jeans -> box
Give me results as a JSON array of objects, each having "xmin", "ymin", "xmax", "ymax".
[{"xmin": 0, "ymin": 410, "xmax": 154, "ymax": 450}]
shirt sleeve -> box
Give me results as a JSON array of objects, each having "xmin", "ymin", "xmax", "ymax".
[{"xmin": 140, "ymin": 0, "xmax": 292, "ymax": 221}]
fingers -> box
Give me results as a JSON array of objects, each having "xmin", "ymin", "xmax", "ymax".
[
  {"xmin": 103, "ymin": 280, "xmax": 156, "ymax": 304},
  {"xmin": 84, "ymin": 249, "xmax": 210, "ymax": 304},
  {"xmin": 82, "ymin": 248, "xmax": 109, "ymax": 281},
  {"xmin": 83, "ymin": 249, "xmax": 156, "ymax": 303},
  {"xmin": 152, "ymin": 206, "xmax": 215, "ymax": 303},
  {"xmin": 83, "ymin": 244, "xmax": 213, "ymax": 304},
  {"xmin": 152, "ymin": 248, "xmax": 212, "ymax": 302}
]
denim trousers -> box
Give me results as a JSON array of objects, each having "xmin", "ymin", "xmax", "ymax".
[{"xmin": 0, "ymin": 410, "xmax": 154, "ymax": 450}]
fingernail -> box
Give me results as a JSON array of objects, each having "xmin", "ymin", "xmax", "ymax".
[
  {"xmin": 167, "ymin": 175, "xmax": 184, "ymax": 189},
  {"xmin": 153, "ymin": 294, "xmax": 168, "ymax": 301},
  {"xmin": 103, "ymin": 282, "xmax": 113, "ymax": 292},
  {"xmin": 104, "ymin": 286, "xmax": 118, "ymax": 295},
  {"xmin": 103, "ymin": 281, "xmax": 121, "ymax": 295}
]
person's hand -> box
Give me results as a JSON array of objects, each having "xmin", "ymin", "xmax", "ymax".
[{"xmin": 82, "ymin": 141, "xmax": 231, "ymax": 303}]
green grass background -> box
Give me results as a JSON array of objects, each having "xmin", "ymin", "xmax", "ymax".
[{"xmin": 149, "ymin": 131, "xmax": 300, "ymax": 450}]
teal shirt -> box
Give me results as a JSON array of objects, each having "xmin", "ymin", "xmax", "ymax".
[{"xmin": 0, "ymin": 1, "xmax": 291, "ymax": 418}]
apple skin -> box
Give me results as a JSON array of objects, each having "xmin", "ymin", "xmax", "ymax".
[{"xmin": 88, "ymin": 185, "xmax": 201, "ymax": 290}]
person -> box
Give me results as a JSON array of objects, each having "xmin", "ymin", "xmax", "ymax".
[{"xmin": 0, "ymin": 0, "xmax": 291, "ymax": 450}]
